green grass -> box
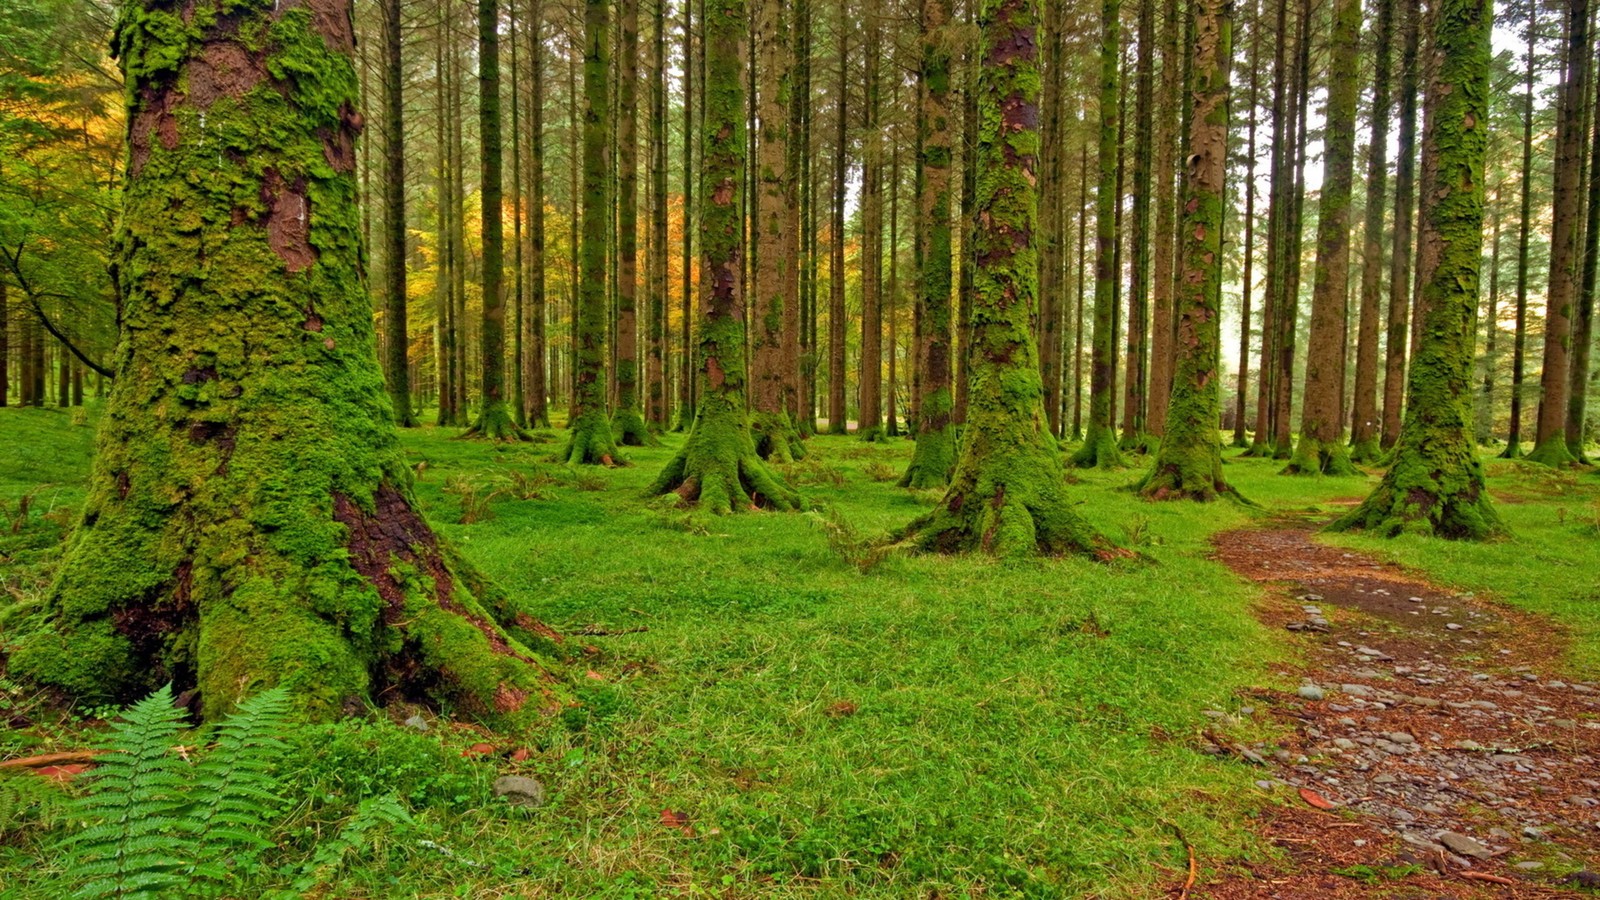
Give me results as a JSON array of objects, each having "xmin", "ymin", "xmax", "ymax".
[{"xmin": 3, "ymin": 405, "xmax": 1598, "ymax": 897}]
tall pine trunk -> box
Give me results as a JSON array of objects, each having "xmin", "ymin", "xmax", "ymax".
[
  {"xmin": 612, "ymin": 0, "xmax": 649, "ymax": 444},
  {"xmin": 1349, "ymin": 0, "xmax": 1394, "ymax": 461},
  {"xmin": 826, "ymin": 0, "xmax": 848, "ymax": 434},
  {"xmin": 380, "ymin": 0, "xmax": 412, "ymax": 426},
  {"xmin": 1382, "ymin": 0, "xmax": 1420, "ymax": 450}
]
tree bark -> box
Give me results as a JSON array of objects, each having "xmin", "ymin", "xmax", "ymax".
[
  {"xmin": 527, "ymin": 0, "xmax": 551, "ymax": 427},
  {"xmin": 1231, "ymin": 0, "xmax": 1259, "ymax": 448},
  {"xmin": 13, "ymin": 0, "xmax": 565, "ymax": 719},
  {"xmin": 1382, "ymin": 0, "xmax": 1421, "ymax": 450},
  {"xmin": 857, "ymin": 13, "xmax": 884, "ymax": 441},
  {"xmin": 899, "ymin": 0, "xmax": 1109, "ymax": 557},
  {"xmin": 1349, "ymin": 0, "xmax": 1394, "ymax": 461},
  {"xmin": 1332, "ymin": 0, "xmax": 1500, "ymax": 538},
  {"xmin": 646, "ymin": 0, "xmax": 669, "ymax": 432},
  {"xmin": 1121, "ymin": 0, "xmax": 1155, "ymax": 448},
  {"xmin": 380, "ymin": 0, "xmax": 412, "ymax": 427},
  {"xmin": 826, "ymin": 0, "xmax": 848, "ymax": 434}
]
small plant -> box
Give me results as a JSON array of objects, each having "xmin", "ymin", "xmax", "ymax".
[
  {"xmin": 8, "ymin": 488, "xmax": 41, "ymax": 534},
  {"xmin": 778, "ymin": 460, "xmax": 847, "ymax": 487},
  {"xmin": 573, "ymin": 471, "xmax": 608, "ymax": 492},
  {"xmin": 862, "ymin": 461, "xmax": 899, "ymax": 483},
  {"xmin": 808, "ymin": 508, "xmax": 897, "ymax": 573},
  {"xmin": 59, "ymin": 684, "xmax": 292, "ymax": 899},
  {"xmin": 443, "ymin": 476, "xmax": 495, "ymax": 524}
]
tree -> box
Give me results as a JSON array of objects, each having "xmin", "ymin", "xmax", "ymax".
[
  {"xmin": 1527, "ymin": 0, "xmax": 1591, "ymax": 466},
  {"xmin": 1231, "ymin": 0, "xmax": 1260, "ymax": 449},
  {"xmin": 651, "ymin": 0, "xmax": 800, "ymax": 513},
  {"xmin": 379, "ymin": 0, "xmax": 412, "ymax": 427},
  {"xmin": 1382, "ymin": 0, "xmax": 1420, "ymax": 450},
  {"xmin": 1139, "ymin": 0, "xmax": 1234, "ymax": 500},
  {"xmin": 565, "ymin": 0, "xmax": 621, "ymax": 464},
  {"xmin": 676, "ymin": 0, "xmax": 697, "ymax": 431},
  {"xmin": 1282, "ymin": 0, "xmax": 1360, "ymax": 476},
  {"xmin": 899, "ymin": 0, "xmax": 1108, "ymax": 557},
  {"xmin": 857, "ymin": 12, "xmax": 885, "ymax": 441},
  {"xmin": 647, "ymin": 0, "xmax": 670, "ymax": 431},
  {"xmin": 10, "ymin": 0, "xmax": 564, "ymax": 719},
  {"xmin": 1121, "ymin": 0, "xmax": 1155, "ymax": 449},
  {"xmin": 826, "ymin": 0, "xmax": 848, "ymax": 435},
  {"xmin": 750, "ymin": 0, "xmax": 804, "ymax": 460},
  {"xmin": 526, "ymin": 0, "xmax": 552, "ymax": 428},
  {"xmin": 900, "ymin": 0, "xmax": 956, "ymax": 489},
  {"xmin": 1331, "ymin": 0, "xmax": 1501, "ymax": 539},
  {"xmin": 1071, "ymin": 0, "xmax": 1125, "ymax": 469},
  {"xmin": 613, "ymin": 0, "xmax": 649, "ymax": 445},
  {"xmin": 1348, "ymin": 0, "xmax": 1394, "ymax": 462},
  {"xmin": 1501, "ymin": 2, "xmax": 1536, "ymax": 458}
]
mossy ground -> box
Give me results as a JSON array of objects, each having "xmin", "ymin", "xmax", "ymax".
[{"xmin": 7, "ymin": 407, "xmax": 1600, "ymax": 895}]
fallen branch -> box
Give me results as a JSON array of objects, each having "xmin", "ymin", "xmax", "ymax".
[
  {"xmin": 0, "ymin": 750, "xmax": 105, "ymax": 769},
  {"xmin": 1461, "ymin": 871, "xmax": 1515, "ymax": 886},
  {"xmin": 1161, "ymin": 819, "xmax": 1197, "ymax": 899}
]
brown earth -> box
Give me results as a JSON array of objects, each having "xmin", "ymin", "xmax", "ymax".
[{"xmin": 1187, "ymin": 519, "xmax": 1600, "ymax": 899}]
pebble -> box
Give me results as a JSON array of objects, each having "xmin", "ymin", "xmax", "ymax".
[
  {"xmin": 1332, "ymin": 738, "xmax": 1357, "ymax": 750},
  {"xmin": 1342, "ymin": 684, "xmax": 1377, "ymax": 698},
  {"xmin": 1437, "ymin": 831, "xmax": 1492, "ymax": 859},
  {"xmin": 1515, "ymin": 861, "xmax": 1545, "ymax": 870},
  {"xmin": 1384, "ymin": 732, "xmax": 1416, "ymax": 744},
  {"xmin": 1446, "ymin": 623, "xmax": 1463, "ymax": 631},
  {"xmin": 1297, "ymin": 685, "xmax": 1326, "ymax": 701},
  {"xmin": 492, "ymin": 775, "xmax": 547, "ymax": 808}
]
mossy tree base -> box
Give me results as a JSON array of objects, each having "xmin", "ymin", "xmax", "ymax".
[
  {"xmin": 1498, "ymin": 441, "xmax": 1523, "ymax": 459},
  {"xmin": 1348, "ymin": 436, "xmax": 1382, "ymax": 464},
  {"xmin": 857, "ymin": 425, "xmax": 887, "ymax": 443},
  {"xmin": 1070, "ymin": 424, "xmax": 1125, "ymax": 469},
  {"xmin": 563, "ymin": 408, "xmax": 622, "ymax": 465},
  {"xmin": 651, "ymin": 411, "xmax": 801, "ymax": 513},
  {"xmin": 464, "ymin": 401, "xmax": 533, "ymax": 442},
  {"xmin": 612, "ymin": 409, "xmax": 651, "ymax": 446},
  {"xmin": 1525, "ymin": 437, "xmax": 1578, "ymax": 467},
  {"xmin": 899, "ymin": 424, "xmax": 955, "ymax": 489},
  {"xmin": 9, "ymin": 0, "xmax": 566, "ymax": 724},
  {"xmin": 1329, "ymin": 452, "xmax": 1502, "ymax": 539},
  {"xmin": 1281, "ymin": 437, "xmax": 1359, "ymax": 476},
  {"xmin": 751, "ymin": 411, "xmax": 805, "ymax": 462}
]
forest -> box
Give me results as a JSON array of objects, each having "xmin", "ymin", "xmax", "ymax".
[{"xmin": 2, "ymin": 0, "xmax": 1600, "ymax": 894}]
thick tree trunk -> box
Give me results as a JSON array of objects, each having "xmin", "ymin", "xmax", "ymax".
[
  {"xmin": 1332, "ymin": 0, "xmax": 1500, "ymax": 538},
  {"xmin": 651, "ymin": 0, "xmax": 799, "ymax": 513},
  {"xmin": 565, "ymin": 0, "xmax": 622, "ymax": 463},
  {"xmin": 899, "ymin": 0, "xmax": 1108, "ymax": 557},
  {"xmin": 1038, "ymin": 1, "xmax": 1064, "ymax": 438},
  {"xmin": 1284, "ymin": 0, "xmax": 1360, "ymax": 476},
  {"xmin": 1070, "ymin": 0, "xmax": 1126, "ymax": 469},
  {"xmin": 750, "ymin": 0, "xmax": 803, "ymax": 460},
  {"xmin": 380, "ymin": 0, "xmax": 412, "ymax": 427},
  {"xmin": 901, "ymin": 0, "xmax": 956, "ymax": 488},
  {"xmin": 1527, "ymin": 0, "xmax": 1590, "ymax": 466},
  {"xmin": 1349, "ymin": 0, "xmax": 1393, "ymax": 461},
  {"xmin": 1382, "ymin": 0, "xmax": 1421, "ymax": 450},
  {"xmin": 12, "ymin": 0, "xmax": 565, "ymax": 720}
]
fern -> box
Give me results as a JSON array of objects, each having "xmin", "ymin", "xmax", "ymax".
[
  {"xmin": 0, "ymin": 769, "xmax": 68, "ymax": 839},
  {"xmin": 58, "ymin": 685, "xmax": 291, "ymax": 900},
  {"xmin": 291, "ymin": 795, "xmax": 415, "ymax": 892}
]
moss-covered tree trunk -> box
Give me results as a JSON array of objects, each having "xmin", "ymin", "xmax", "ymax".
[
  {"xmin": 826, "ymin": 1, "xmax": 848, "ymax": 435},
  {"xmin": 1349, "ymin": 0, "xmax": 1393, "ymax": 462},
  {"xmin": 1148, "ymin": 0, "xmax": 1182, "ymax": 441},
  {"xmin": 1571, "ymin": 54, "xmax": 1600, "ymax": 456},
  {"xmin": 1231, "ymin": 0, "xmax": 1260, "ymax": 449},
  {"xmin": 675, "ymin": 0, "xmax": 696, "ymax": 432},
  {"xmin": 1139, "ymin": 0, "xmax": 1233, "ymax": 500},
  {"xmin": 1501, "ymin": 7, "xmax": 1536, "ymax": 458},
  {"xmin": 901, "ymin": 0, "xmax": 956, "ymax": 488},
  {"xmin": 12, "ymin": 0, "xmax": 565, "ymax": 721},
  {"xmin": 1527, "ymin": 0, "xmax": 1591, "ymax": 466},
  {"xmin": 899, "ymin": 0, "xmax": 1109, "ymax": 557},
  {"xmin": 1382, "ymin": 0, "xmax": 1420, "ymax": 451},
  {"xmin": 1270, "ymin": 0, "xmax": 1310, "ymax": 461},
  {"xmin": 379, "ymin": 0, "xmax": 412, "ymax": 427},
  {"xmin": 1119, "ymin": 0, "xmax": 1154, "ymax": 449},
  {"xmin": 1283, "ymin": 0, "xmax": 1359, "ymax": 476},
  {"xmin": 611, "ymin": 0, "xmax": 648, "ymax": 446},
  {"xmin": 857, "ymin": 15, "xmax": 885, "ymax": 442},
  {"xmin": 651, "ymin": 0, "xmax": 799, "ymax": 514},
  {"xmin": 1071, "ymin": 0, "xmax": 1125, "ymax": 469},
  {"xmin": 526, "ymin": 0, "xmax": 551, "ymax": 428},
  {"xmin": 467, "ymin": 0, "xmax": 529, "ymax": 441},
  {"xmin": 1331, "ymin": 0, "xmax": 1501, "ymax": 539},
  {"xmin": 1243, "ymin": 0, "xmax": 1288, "ymax": 458},
  {"xmin": 750, "ymin": 0, "xmax": 803, "ymax": 461},
  {"xmin": 646, "ymin": 0, "xmax": 669, "ymax": 432},
  {"xmin": 565, "ymin": 0, "xmax": 621, "ymax": 463}
]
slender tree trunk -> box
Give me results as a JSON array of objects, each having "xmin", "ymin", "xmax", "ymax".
[
  {"xmin": 1038, "ymin": 0, "xmax": 1064, "ymax": 437},
  {"xmin": 647, "ymin": 0, "xmax": 669, "ymax": 431},
  {"xmin": 651, "ymin": 0, "xmax": 799, "ymax": 512},
  {"xmin": 901, "ymin": 0, "xmax": 956, "ymax": 488},
  {"xmin": 1148, "ymin": 0, "xmax": 1182, "ymax": 438},
  {"xmin": 1072, "ymin": 134, "xmax": 1088, "ymax": 439},
  {"xmin": 1121, "ymin": 0, "xmax": 1155, "ymax": 448},
  {"xmin": 898, "ymin": 0, "xmax": 1107, "ymax": 557},
  {"xmin": 955, "ymin": 26, "xmax": 978, "ymax": 426},
  {"xmin": 611, "ymin": 0, "xmax": 648, "ymax": 444},
  {"xmin": 1231, "ymin": 0, "xmax": 1260, "ymax": 448},
  {"xmin": 826, "ymin": 0, "xmax": 848, "ymax": 434},
  {"xmin": 1478, "ymin": 190, "xmax": 1503, "ymax": 443},
  {"xmin": 676, "ymin": 0, "xmax": 697, "ymax": 430},
  {"xmin": 15, "ymin": 0, "xmax": 564, "ymax": 719},
  {"xmin": 1383, "ymin": 0, "xmax": 1421, "ymax": 450},
  {"xmin": 1245, "ymin": 0, "xmax": 1288, "ymax": 456},
  {"xmin": 887, "ymin": 131, "xmax": 902, "ymax": 437},
  {"xmin": 858, "ymin": 13, "xmax": 884, "ymax": 440},
  {"xmin": 1573, "ymin": 41, "xmax": 1600, "ymax": 456},
  {"xmin": 565, "ymin": 0, "xmax": 621, "ymax": 463},
  {"xmin": 1349, "ymin": 0, "xmax": 1394, "ymax": 460},
  {"xmin": 795, "ymin": 0, "xmax": 815, "ymax": 435},
  {"xmin": 451, "ymin": 25, "xmax": 469, "ymax": 423},
  {"xmin": 380, "ymin": 0, "xmax": 413, "ymax": 426},
  {"xmin": 0, "ymin": 278, "xmax": 8, "ymax": 406},
  {"xmin": 1284, "ymin": 0, "xmax": 1360, "ymax": 475},
  {"xmin": 1141, "ymin": 0, "xmax": 1235, "ymax": 499},
  {"xmin": 1333, "ymin": 0, "xmax": 1500, "ymax": 538},
  {"xmin": 527, "ymin": 0, "xmax": 551, "ymax": 427},
  {"xmin": 1270, "ymin": 0, "xmax": 1311, "ymax": 460},
  {"xmin": 1071, "ymin": 0, "xmax": 1126, "ymax": 468},
  {"xmin": 511, "ymin": 0, "xmax": 526, "ymax": 427}
]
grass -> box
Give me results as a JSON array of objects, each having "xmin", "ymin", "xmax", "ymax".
[{"xmin": 2, "ymin": 404, "xmax": 1597, "ymax": 897}]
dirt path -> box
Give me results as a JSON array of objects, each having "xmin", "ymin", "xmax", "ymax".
[{"xmin": 1194, "ymin": 519, "xmax": 1600, "ymax": 899}]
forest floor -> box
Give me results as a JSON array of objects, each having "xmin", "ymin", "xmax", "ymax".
[{"xmin": 1, "ymin": 404, "xmax": 1599, "ymax": 898}]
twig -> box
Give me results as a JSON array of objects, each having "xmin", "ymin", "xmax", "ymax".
[
  {"xmin": 0, "ymin": 750, "xmax": 105, "ymax": 769},
  {"xmin": 1161, "ymin": 819, "xmax": 1197, "ymax": 899},
  {"xmin": 1461, "ymin": 871, "xmax": 1515, "ymax": 886},
  {"xmin": 572, "ymin": 624, "xmax": 651, "ymax": 636}
]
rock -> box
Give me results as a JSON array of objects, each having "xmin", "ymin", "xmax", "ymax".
[
  {"xmin": 1297, "ymin": 685, "xmax": 1326, "ymax": 701},
  {"xmin": 1549, "ymin": 681, "xmax": 1568, "ymax": 689},
  {"xmin": 1355, "ymin": 646, "xmax": 1392, "ymax": 660},
  {"xmin": 1565, "ymin": 796, "xmax": 1599, "ymax": 808},
  {"xmin": 403, "ymin": 714, "xmax": 430, "ymax": 732},
  {"xmin": 1341, "ymin": 684, "xmax": 1377, "ymax": 698},
  {"xmin": 1436, "ymin": 831, "xmax": 1492, "ymax": 859},
  {"xmin": 1385, "ymin": 732, "xmax": 1416, "ymax": 744},
  {"xmin": 1332, "ymin": 738, "xmax": 1357, "ymax": 750},
  {"xmin": 1515, "ymin": 861, "xmax": 1545, "ymax": 870},
  {"xmin": 1446, "ymin": 623, "xmax": 1463, "ymax": 631},
  {"xmin": 1452, "ymin": 739, "xmax": 1483, "ymax": 751},
  {"xmin": 493, "ymin": 775, "xmax": 547, "ymax": 808}
]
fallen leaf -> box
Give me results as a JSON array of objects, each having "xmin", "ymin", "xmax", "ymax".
[
  {"xmin": 1299, "ymin": 787, "xmax": 1338, "ymax": 810},
  {"xmin": 462, "ymin": 743, "xmax": 496, "ymax": 758},
  {"xmin": 510, "ymin": 747, "xmax": 533, "ymax": 762},
  {"xmin": 32, "ymin": 764, "xmax": 91, "ymax": 782},
  {"xmin": 659, "ymin": 809, "xmax": 693, "ymax": 834}
]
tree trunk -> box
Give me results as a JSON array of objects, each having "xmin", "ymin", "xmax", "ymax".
[
  {"xmin": 1270, "ymin": 0, "xmax": 1311, "ymax": 460},
  {"xmin": 0, "ymin": 278, "xmax": 8, "ymax": 407},
  {"xmin": 1231, "ymin": 0, "xmax": 1259, "ymax": 448},
  {"xmin": 1038, "ymin": 0, "xmax": 1064, "ymax": 437},
  {"xmin": 1332, "ymin": 0, "xmax": 1500, "ymax": 538},
  {"xmin": 1527, "ymin": 0, "xmax": 1590, "ymax": 466},
  {"xmin": 651, "ymin": 0, "xmax": 799, "ymax": 513},
  {"xmin": 647, "ymin": 0, "xmax": 669, "ymax": 431},
  {"xmin": 1148, "ymin": 0, "xmax": 1182, "ymax": 439},
  {"xmin": 612, "ymin": 0, "xmax": 648, "ymax": 445},
  {"xmin": 527, "ymin": 0, "xmax": 551, "ymax": 428},
  {"xmin": 1478, "ymin": 189, "xmax": 1503, "ymax": 443},
  {"xmin": 380, "ymin": 0, "xmax": 412, "ymax": 427},
  {"xmin": 1140, "ymin": 0, "xmax": 1234, "ymax": 499},
  {"xmin": 1572, "ymin": 40, "xmax": 1600, "ymax": 456},
  {"xmin": 1121, "ymin": 0, "xmax": 1155, "ymax": 448},
  {"xmin": 1382, "ymin": 0, "xmax": 1421, "ymax": 450},
  {"xmin": 1349, "ymin": 0, "xmax": 1393, "ymax": 461},
  {"xmin": 1244, "ymin": 0, "xmax": 1289, "ymax": 457},
  {"xmin": 750, "ymin": 0, "xmax": 803, "ymax": 460},
  {"xmin": 857, "ymin": 13, "xmax": 884, "ymax": 441},
  {"xmin": 1071, "ymin": 0, "xmax": 1126, "ymax": 468},
  {"xmin": 900, "ymin": 0, "xmax": 956, "ymax": 489},
  {"xmin": 1072, "ymin": 133, "xmax": 1088, "ymax": 439},
  {"xmin": 565, "ymin": 0, "xmax": 622, "ymax": 463},
  {"xmin": 13, "ymin": 0, "xmax": 565, "ymax": 720},
  {"xmin": 898, "ymin": 0, "xmax": 1108, "ymax": 557},
  {"xmin": 955, "ymin": 25, "xmax": 978, "ymax": 427},
  {"xmin": 676, "ymin": 0, "xmax": 697, "ymax": 431},
  {"xmin": 1283, "ymin": 0, "xmax": 1360, "ymax": 475},
  {"xmin": 826, "ymin": 0, "xmax": 848, "ymax": 435}
]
